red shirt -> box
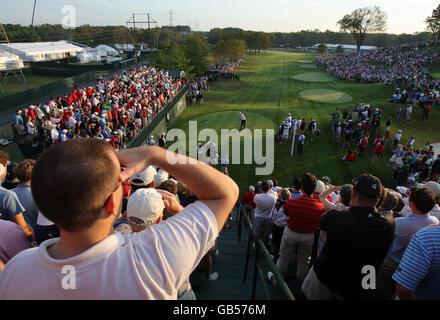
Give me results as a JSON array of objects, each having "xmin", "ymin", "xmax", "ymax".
[
  {"xmin": 376, "ymin": 143, "xmax": 384, "ymax": 153},
  {"xmin": 346, "ymin": 152, "xmax": 357, "ymax": 161},
  {"xmin": 283, "ymin": 195, "xmax": 325, "ymax": 234},
  {"xmin": 242, "ymin": 192, "xmax": 256, "ymax": 208}
]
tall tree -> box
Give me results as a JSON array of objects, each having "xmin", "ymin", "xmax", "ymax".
[
  {"xmin": 425, "ymin": 4, "xmax": 440, "ymax": 46},
  {"xmin": 156, "ymin": 43, "xmax": 193, "ymax": 77},
  {"xmin": 184, "ymin": 34, "xmax": 209, "ymax": 76},
  {"xmin": 337, "ymin": 6, "xmax": 387, "ymax": 51},
  {"xmin": 317, "ymin": 43, "xmax": 327, "ymax": 55}
]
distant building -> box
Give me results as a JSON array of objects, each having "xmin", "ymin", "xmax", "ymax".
[
  {"xmin": 0, "ymin": 51, "xmax": 24, "ymax": 71},
  {"xmin": 0, "ymin": 41, "xmax": 85, "ymax": 62},
  {"xmin": 311, "ymin": 43, "xmax": 378, "ymax": 52}
]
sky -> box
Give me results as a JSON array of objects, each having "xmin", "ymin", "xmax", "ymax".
[{"xmin": 0, "ymin": 0, "xmax": 435, "ymax": 34}]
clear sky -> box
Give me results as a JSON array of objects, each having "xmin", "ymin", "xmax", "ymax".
[{"xmin": 0, "ymin": 0, "xmax": 435, "ymax": 34}]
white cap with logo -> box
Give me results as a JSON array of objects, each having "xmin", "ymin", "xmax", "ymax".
[{"xmin": 127, "ymin": 188, "xmax": 165, "ymax": 226}]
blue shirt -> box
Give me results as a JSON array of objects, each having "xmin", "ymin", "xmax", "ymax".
[
  {"xmin": 388, "ymin": 213, "xmax": 439, "ymax": 264},
  {"xmin": 290, "ymin": 190, "xmax": 302, "ymax": 199},
  {"xmin": 14, "ymin": 115, "xmax": 23, "ymax": 125},
  {"xmin": 0, "ymin": 187, "xmax": 25, "ymax": 222},
  {"xmin": 12, "ymin": 184, "xmax": 39, "ymax": 229},
  {"xmin": 393, "ymin": 226, "xmax": 440, "ymax": 300}
]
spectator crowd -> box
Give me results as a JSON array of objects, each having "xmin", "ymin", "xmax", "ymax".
[
  {"xmin": 242, "ymin": 171, "xmax": 440, "ymax": 300},
  {"xmin": 13, "ymin": 66, "xmax": 185, "ymax": 153},
  {"xmin": 316, "ymin": 42, "xmax": 439, "ymax": 90}
]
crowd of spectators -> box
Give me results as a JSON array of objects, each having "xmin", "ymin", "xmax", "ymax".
[
  {"xmin": 13, "ymin": 66, "xmax": 185, "ymax": 154},
  {"xmin": 242, "ymin": 171, "xmax": 440, "ymax": 300},
  {"xmin": 316, "ymin": 42, "xmax": 439, "ymax": 89}
]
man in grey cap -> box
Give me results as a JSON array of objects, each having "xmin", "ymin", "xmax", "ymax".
[{"xmin": 302, "ymin": 174, "xmax": 395, "ymax": 300}]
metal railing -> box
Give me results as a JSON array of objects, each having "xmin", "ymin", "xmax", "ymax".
[{"xmin": 237, "ymin": 202, "xmax": 295, "ymax": 300}]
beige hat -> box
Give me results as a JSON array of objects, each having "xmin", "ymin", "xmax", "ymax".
[
  {"xmin": 418, "ymin": 181, "xmax": 440, "ymax": 197},
  {"xmin": 154, "ymin": 169, "xmax": 169, "ymax": 186},
  {"xmin": 314, "ymin": 180, "xmax": 325, "ymax": 194},
  {"xmin": 127, "ymin": 188, "xmax": 165, "ymax": 226},
  {"xmin": 129, "ymin": 166, "xmax": 157, "ymax": 186}
]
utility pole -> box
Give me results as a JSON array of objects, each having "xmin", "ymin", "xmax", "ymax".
[
  {"xmin": 126, "ymin": 13, "xmax": 157, "ymax": 49},
  {"xmin": 168, "ymin": 10, "xmax": 175, "ymax": 28},
  {"xmin": 31, "ymin": 0, "xmax": 37, "ymax": 42},
  {"xmin": 31, "ymin": 0, "xmax": 37, "ymax": 28}
]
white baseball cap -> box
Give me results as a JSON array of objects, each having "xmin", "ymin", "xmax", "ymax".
[
  {"xmin": 154, "ymin": 169, "xmax": 169, "ymax": 186},
  {"xmin": 396, "ymin": 186, "xmax": 408, "ymax": 195},
  {"xmin": 314, "ymin": 180, "xmax": 325, "ymax": 194},
  {"xmin": 127, "ymin": 188, "xmax": 165, "ymax": 226},
  {"xmin": 418, "ymin": 181, "xmax": 440, "ymax": 197},
  {"xmin": 129, "ymin": 166, "xmax": 157, "ymax": 186}
]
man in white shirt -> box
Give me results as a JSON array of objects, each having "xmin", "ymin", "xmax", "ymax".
[
  {"xmin": 0, "ymin": 139, "xmax": 239, "ymax": 299},
  {"xmin": 253, "ymin": 181, "xmax": 277, "ymax": 246},
  {"xmin": 239, "ymin": 111, "xmax": 246, "ymax": 131}
]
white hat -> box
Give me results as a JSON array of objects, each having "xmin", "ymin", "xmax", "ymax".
[
  {"xmin": 418, "ymin": 181, "xmax": 440, "ymax": 197},
  {"xmin": 129, "ymin": 166, "xmax": 157, "ymax": 186},
  {"xmin": 154, "ymin": 169, "xmax": 169, "ymax": 186},
  {"xmin": 127, "ymin": 188, "xmax": 165, "ymax": 226},
  {"xmin": 37, "ymin": 212, "xmax": 54, "ymax": 226},
  {"xmin": 396, "ymin": 186, "xmax": 408, "ymax": 195},
  {"xmin": 314, "ymin": 180, "xmax": 325, "ymax": 194}
]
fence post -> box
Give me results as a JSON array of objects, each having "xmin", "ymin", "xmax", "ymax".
[{"xmin": 242, "ymin": 226, "xmax": 253, "ymax": 283}]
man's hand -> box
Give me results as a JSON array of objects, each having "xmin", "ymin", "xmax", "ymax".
[
  {"xmin": 156, "ymin": 189, "xmax": 184, "ymax": 215},
  {"xmin": 115, "ymin": 147, "xmax": 153, "ymax": 182}
]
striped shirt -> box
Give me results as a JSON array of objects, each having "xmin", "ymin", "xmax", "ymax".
[
  {"xmin": 392, "ymin": 226, "xmax": 440, "ymax": 300},
  {"xmin": 283, "ymin": 195, "xmax": 325, "ymax": 234}
]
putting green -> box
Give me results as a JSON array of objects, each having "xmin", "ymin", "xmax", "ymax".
[
  {"xmin": 298, "ymin": 60, "xmax": 313, "ymax": 64},
  {"xmin": 292, "ymin": 72, "xmax": 333, "ymax": 82},
  {"xmin": 299, "ymin": 89, "xmax": 353, "ymax": 104},
  {"xmin": 432, "ymin": 73, "xmax": 440, "ymax": 79},
  {"xmin": 299, "ymin": 64, "xmax": 318, "ymax": 69}
]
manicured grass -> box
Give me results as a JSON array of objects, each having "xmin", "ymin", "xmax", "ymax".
[
  {"xmin": 0, "ymin": 74, "xmax": 63, "ymax": 97},
  {"xmin": 171, "ymin": 50, "xmax": 440, "ymax": 194},
  {"xmin": 299, "ymin": 89, "xmax": 353, "ymax": 104},
  {"xmin": 292, "ymin": 72, "xmax": 334, "ymax": 82},
  {"xmin": 299, "ymin": 64, "xmax": 318, "ymax": 69}
]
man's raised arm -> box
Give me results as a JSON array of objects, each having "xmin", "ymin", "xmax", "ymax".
[{"xmin": 116, "ymin": 146, "xmax": 239, "ymax": 232}]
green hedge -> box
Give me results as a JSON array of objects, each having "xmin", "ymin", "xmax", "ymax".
[{"xmin": 0, "ymin": 70, "xmax": 96, "ymax": 112}]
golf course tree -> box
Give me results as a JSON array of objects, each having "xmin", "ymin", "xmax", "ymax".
[
  {"xmin": 212, "ymin": 39, "xmax": 247, "ymax": 64},
  {"xmin": 337, "ymin": 6, "xmax": 387, "ymax": 51},
  {"xmin": 245, "ymin": 31, "xmax": 272, "ymax": 54},
  {"xmin": 425, "ymin": 4, "xmax": 440, "ymax": 46},
  {"xmin": 155, "ymin": 43, "xmax": 194, "ymax": 78},
  {"xmin": 317, "ymin": 43, "xmax": 328, "ymax": 55},
  {"xmin": 336, "ymin": 45, "xmax": 344, "ymax": 54},
  {"xmin": 184, "ymin": 34, "xmax": 209, "ymax": 76}
]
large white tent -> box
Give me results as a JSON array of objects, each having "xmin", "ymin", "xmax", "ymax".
[
  {"xmin": 311, "ymin": 43, "xmax": 378, "ymax": 52},
  {"xmin": 0, "ymin": 41, "xmax": 85, "ymax": 62},
  {"xmin": 94, "ymin": 44, "xmax": 119, "ymax": 57},
  {"xmin": 0, "ymin": 51, "xmax": 24, "ymax": 71}
]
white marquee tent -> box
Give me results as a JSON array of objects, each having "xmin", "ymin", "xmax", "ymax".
[
  {"xmin": 0, "ymin": 51, "xmax": 24, "ymax": 71},
  {"xmin": 0, "ymin": 41, "xmax": 85, "ymax": 62}
]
